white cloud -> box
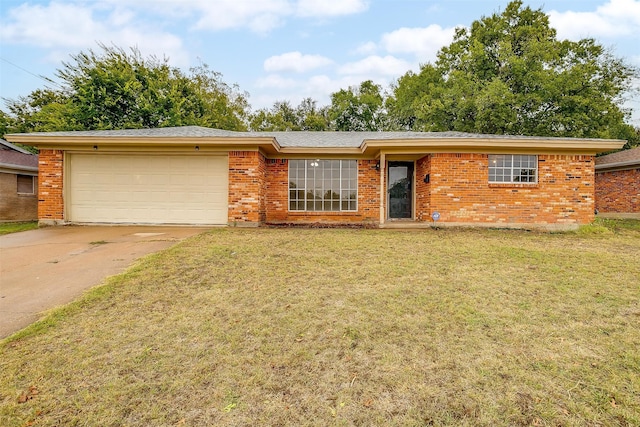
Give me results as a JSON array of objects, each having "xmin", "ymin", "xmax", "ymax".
[
  {"xmin": 255, "ymin": 74, "xmax": 299, "ymax": 89},
  {"xmin": 354, "ymin": 41, "xmax": 377, "ymax": 55},
  {"xmin": 96, "ymin": 0, "xmax": 292, "ymax": 32},
  {"xmin": 251, "ymin": 73, "xmax": 377, "ymax": 109},
  {"xmin": 549, "ymin": 0, "xmax": 640, "ymax": 39},
  {"xmin": 380, "ymin": 25, "xmax": 457, "ymax": 62},
  {"xmin": 338, "ymin": 55, "xmax": 413, "ymax": 76},
  {"xmin": 2, "ymin": 2, "xmax": 98, "ymax": 47},
  {"xmin": 98, "ymin": 0, "xmax": 368, "ymax": 33},
  {"xmin": 296, "ymin": 0, "xmax": 369, "ymax": 17},
  {"xmin": 0, "ymin": 2, "xmax": 188, "ymax": 66},
  {"xmin": 264, "ymin": 52, "xmax": 333, "ymax": 73},
  {"xmin": 188, "ymin": 0, "xmax": 292, "ymax": 33}
]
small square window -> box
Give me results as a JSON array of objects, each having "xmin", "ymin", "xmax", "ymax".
[{"xmin": 17, "ymin": 175, "xmax": 35, "ymax": 194}]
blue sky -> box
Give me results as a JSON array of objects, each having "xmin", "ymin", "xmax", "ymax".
[{"xmin": 1, "ymin": 0, "xmax": 639, "ymax": 124}]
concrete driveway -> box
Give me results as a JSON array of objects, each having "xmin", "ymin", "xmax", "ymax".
[{"xmin": 0, "ymin": 225, "xmax": 209, "ymax": 339}]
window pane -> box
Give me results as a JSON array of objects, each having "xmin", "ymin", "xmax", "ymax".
[
  {"xmin": 489, "ymin": 155, "xmax": 536, "ymax": 183},
  {"xmin": 288, "ymin": 159, "xmax": 358, "ymax": 211},
  {"xmin": 17, "ymin": 175, "xmax": 34, "ymax": 194}
]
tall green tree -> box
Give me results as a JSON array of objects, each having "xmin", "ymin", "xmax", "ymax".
[
  {"xmin": 329, "ymin": 80, "xmax": 386, "ymax": 131},
  {"xmin": 4, "ymin": 44, "xmax": 249, "ymax": 132},
  {"xmin": 249, "ymin": 98, "xmax": 329, "ymax": 131},
  {"xmin": 296, "ymin": 98, "xmax": 330, "ymax": 131},
  {"xmin": 387, "ymin": 1, "xmax": 637, "ymax": 138},
  {"xmin": 609, "ymin": 123, "xmax": 640, "ymax": 150},
  {"xmin": 250, "ymin": 101, "xmax": 301, "ymax": 131},
  {"xmin": 0, "ymin": 110, "xmax": 13, "ymax": 138}
]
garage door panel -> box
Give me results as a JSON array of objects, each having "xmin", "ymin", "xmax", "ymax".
[{"xmin": 69, "ymin": 154, "xmax": 228, "ymax": 225}]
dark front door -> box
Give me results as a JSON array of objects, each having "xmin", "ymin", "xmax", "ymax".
[{"xmin": 388, "ymin": 161, "xmax": 413, "ymax": 219}]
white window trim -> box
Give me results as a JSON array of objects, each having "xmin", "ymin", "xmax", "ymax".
[
  {"xmin": 488, "ymin": 154, "xmax": 538, "ymax": 184},
  {"xmin": 288, "ymin": 159, "xmax": 358, "ymax": 212}
]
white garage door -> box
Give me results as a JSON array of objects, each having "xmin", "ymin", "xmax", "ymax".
[{"xmin": 68, "ymin": 153, "xmax": 228, "ymax": 225}]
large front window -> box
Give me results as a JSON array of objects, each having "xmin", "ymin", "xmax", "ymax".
[
  {"xmin": 289, "ymin": 159, "xmax": 357, "ymax": 211},
  {"xmin": 489, "ymin": 155, "xmax": 537, "ymax": 183}
]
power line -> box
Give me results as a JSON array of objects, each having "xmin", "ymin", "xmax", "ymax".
[{"xmin": 0, "ymin": 57, "xmax": 64, "ymax": 90}]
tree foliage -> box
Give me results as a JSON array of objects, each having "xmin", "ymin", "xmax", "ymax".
[
  {"xmin": 329, "ymin": 80, "xmax": 387, "ymax": 131},
  {"xmin": 249, "ymin": 98, "xmax": 330, "ymax": 131},
  {"xmin": 4, "ymin": 45, "xmax": 249, "ymax": 132},
  {"xmin": 0, "ymin": 110, "xmax": 12, "ymax": 138},
  {"xmin": 387, "ymin": 1, "xmax": 637, "ymax": 139},
  {"xmin": 5, "ymin": 89, "xmax": 72, "ymax": 134},
  {"xmin": 610, "ymin": 123, "xmax": 640, "ymax": 150}
]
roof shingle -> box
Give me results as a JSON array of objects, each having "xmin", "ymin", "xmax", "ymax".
[
  {"xmin": 0, "ymin": 150, "xmax": 38, "ymax": 169},
  {"xmin": 595, "ymin": 146, "xmax": 640, "ymax": 166}
]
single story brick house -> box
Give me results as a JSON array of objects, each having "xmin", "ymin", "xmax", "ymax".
[
  {"xmin": 0, "ymin": 139, "xmax": 38, "ymax": 222},
  {"xmin": 595, "ymin": 146, "xmax": 640, "ymax": 218},
  {"xmin": 5, "ymin": 126, "xmax": 625, "ymax": 230}
]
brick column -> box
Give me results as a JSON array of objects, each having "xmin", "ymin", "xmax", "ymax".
[
  {"xmin": 228, "ymin": 151, "xmax": 266, "ymax": 226},
  {"xmin": 38, "ymin": 149, "xmax": 64, "ymax": 225}
]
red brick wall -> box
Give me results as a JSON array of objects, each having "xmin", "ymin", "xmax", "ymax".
[
  {"xmin": 228, "ymin": 151, "xmax": 266, "ymax": 225},
  {"xmin": 38, "ymin": 149, "xmax": 64, "ymax": 222},
  {"xmin": 34, "ymin": 148, "xmax": 598, "ymax": 227},
  {"xmin": 264, "ymin": 159, "xmax": 288, "ymax": 222},
  {"xmin": 425, "ymin": 153, "xmax": 595, "ymax": 226},
  {"xmin": 265, "ymin": 159, "xmax": 380, "ymax": 224},
  {"xmin": 595, "ymin": 168, "xmax": 640, "ymax": 213},
  {"xmin": 415, "ymin": 155, "xmax": 431, "ymax": 221}
]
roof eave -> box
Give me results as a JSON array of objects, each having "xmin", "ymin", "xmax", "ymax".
[
  {"xmin": 0, "ymin": 163, "xmax": 38, "ymax": 174},
  {"xmin": 0, "ymin": 139, "xmax": 32, "ymax": 154},
  {"xmin": 360, "ymin": 138, "xmax": 625, "ymax": 156},
  {"xmin": 277, "ymin": 147, "xmax": 364, "ymax": 158},
  {"xmin": 595, "ymin": 160, "xmax": 640, "ymax": 172},
  {"xmin": 4, "ymin": 135, "xmax": 282, "ymax": 155},
  {"xmin": 5, "ymin": 133, "xmax": 626, "ymax": 157}
]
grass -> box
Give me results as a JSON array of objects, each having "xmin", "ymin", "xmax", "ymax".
[
  {"xmin": 1, "ymin": 220, "xmax": 639, "ymax": 426},
  {"xmin": 0, "ymin": 221, "xmax": 38, "ymax": 235}
]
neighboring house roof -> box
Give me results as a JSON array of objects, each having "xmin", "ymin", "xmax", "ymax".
[
  {"xmin": 0, "ymin": 150, "xmax": 39, "ymax": 175},
  {"xmin": 0, "ymin": 138, "xmax": 32, "ymax": 154},
  {"xmin": 595, "ymin": 146, "xmax": 640, "ymax": 172},
  {"xmin": 4, "ymin": 126, "xmax": 626, "ymax": 156}
]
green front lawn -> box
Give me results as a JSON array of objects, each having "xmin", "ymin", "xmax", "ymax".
[
  {"xmin": 0, "ymin": 221, "xmax": 38, "ymax": 235},
  {"xmin": 1, "ymin": 223, "xmax": 639, "ymax": 426}
]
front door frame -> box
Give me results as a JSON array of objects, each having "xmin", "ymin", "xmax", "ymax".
[{"xmin": 386, "ymin": 160, "xmax": 415, "ymax": 220}]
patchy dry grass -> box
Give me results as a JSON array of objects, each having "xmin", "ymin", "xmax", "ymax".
[
  {"xmin": 1, "ymin": 223, "xmax": 639, "ymax": 426},
  {"xmin": 0, "ymin": 221, "xmax": 38, "ymax": 235}
]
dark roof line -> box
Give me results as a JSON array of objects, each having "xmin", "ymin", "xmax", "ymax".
[{"xmin": 0, "ymin": 138, "xmax": 32, "ymax": 154}]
